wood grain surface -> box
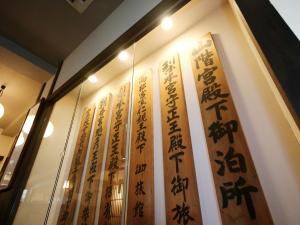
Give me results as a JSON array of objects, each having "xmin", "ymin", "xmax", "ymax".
[
  {"xmin": 159, "ymin": 53, "xmax": 203, "ymax": 225},
  {"xmin": 127, "ymin": 70, "xmax": 154, "ymax": 225},
  {"xmin": 190, "ymin": 32, "xmax": 273, "ymax": 225}
]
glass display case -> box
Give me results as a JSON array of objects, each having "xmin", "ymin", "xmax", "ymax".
[{"xmin": 10, "ymin": 1, "xmax": 300, "ymax": 225}]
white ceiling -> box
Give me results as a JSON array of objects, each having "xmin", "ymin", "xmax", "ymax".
[{"xmin": 81, "ymin": 0, "xmax": 226, "ymax": 98}]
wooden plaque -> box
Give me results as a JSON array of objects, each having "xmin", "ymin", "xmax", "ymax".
[
  {"xmin": 98, "ymin": 83, "xmax": 130, "ymax": 225},
  {"xmin": 189, "ymin": 33, "xmax": 274, "ymax": 225},
  {"xmin": 159, "ymin": 53, "xmax": 203, "ymax": 225},
  {"xmin": 57, "ymin": 105, "xmax": 96, "ymax": 225},
  {"xmin": 127, "ymin": 70, "xmax": 154, "ymax": 225},
  {"xmin": 76, "ymin": 94, "xmax": 112, "ymax": 225}
]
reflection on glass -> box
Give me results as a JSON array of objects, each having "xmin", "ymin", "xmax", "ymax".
[
  {"xmin": 0, "ymin": 103, "xmax": 41, "ymax": 190},
  {"xmin": 16, "ymin": 132, "xmax": 25, "ymax": 147},
  {"xmin": 23, "ymin": 115, "xmax": 54, "ymax": 138}
]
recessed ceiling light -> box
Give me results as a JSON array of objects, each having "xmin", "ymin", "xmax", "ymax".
[
  {"xmin": 118, "ymin": 50, "xmax": 129, "ymax": 61},
  {"xmin": 88, "ymin": 75, "xmax": 98, "ymax": 83},
  {"xmin": 161, "ymin": 17, "xmax": 173, "ymax": 30}
]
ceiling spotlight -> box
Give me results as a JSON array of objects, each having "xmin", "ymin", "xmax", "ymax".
[
  {"xmin": 118, "ymin": 50, "xmax": 129, "ymax": 61},
  {"xmin": 161, "ymin": 17, "xmax": 173, "ymax": 30},
  {"xmin": 88, "ymin": 75, "xmax": 98, "ymax": 83}
]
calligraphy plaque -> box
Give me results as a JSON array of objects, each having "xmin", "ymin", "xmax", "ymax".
[
  {"xmin": 76, "ymin": 94, "xmax": 112, "ymax": 225},
  {"xmin": 98, "ymin": 83, "xmax": 130, "ymax": 225},
  {"xmin": 127, "ymin": 70, "xmax": 154, "ymax": 225},
  {"xmin": 57, "ymin": 105, "xmax": 96, "ymax": 225},
  {"xmin": 190, "ymin": 33, "xmax": 273, "ymax": 225},
  {"xmin": 159, "ymin": 53, "xmax": 203, "ymax": 225}
]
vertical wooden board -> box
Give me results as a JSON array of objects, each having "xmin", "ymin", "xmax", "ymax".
[
  {"xmin": 126, "ymin": 70, "xmax": 154, "ymax": 225},
  {"xmin": 98, "ymin": 83, "xmax": 131, "ymax": 225},
  {"xmin": 76, "ymin": 94, "xmax": 112, "ymax": 225},
  {"xmin": 57, "ymin": 105, "xmax": 96, "ymax": 225},
  {"xmin": 159, "ymin": 53, "xmax": 203, "ymax": 225},
  {"xmin": 189, "ymin": 33, "xmax": 274, "ymax": 225}
]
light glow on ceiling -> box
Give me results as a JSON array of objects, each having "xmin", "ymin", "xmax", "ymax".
[
  {"xmin": 88, "ymin": 75, "xmax": 98, "ymax": 83},
  {"xmin": 118, "ymin": 50, "xmax": 129, "ymax": 61},
  {"xmin": 161, "ymin": 17, "xmax": 173, "ymax": 30}
]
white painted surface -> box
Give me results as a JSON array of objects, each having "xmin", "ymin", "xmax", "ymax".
[
  {"xmin": 133, "ymin": 2, "xmax": 300, "ymax": 224},
  {"xmin": 54, "ymin": 0, "xmax": 161, "ymax": 91},
  {"xmin": 270, "ymin": 0, "xmax": 300, "ymax": 40}
]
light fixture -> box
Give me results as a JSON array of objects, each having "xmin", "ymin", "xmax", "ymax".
[
  {"xmin": 118, "ymin": 50, "xmax": 129, "ymax": 61},
  {"xmin": 161, "ymin": 17, "xmax": 173, "ymax": 30},
  {"xmin": 0, "ymin": 85, "xmax": 6, "ymax": 119},
  {"xmin": 88, "ymin": 75, "xmax": 98, "ymax": 83},
  {"xmin": 16, "ymin": 132, "xmax": 25, "ymax": 147},
  {"xmin": 23, "ymin": 115, "xmax": 54, "ymax": 138}
]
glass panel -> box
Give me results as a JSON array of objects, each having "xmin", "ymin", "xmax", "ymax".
[
  {"xmin": 13, "ymin": 86, "xmax": 82, "ymax": 225},
  {"xmin": 13, "ymin": 44, "xmax": 135, "ymax": 225},
  {"xmin": 0, "ymin": 102, "xmax": 41, "ymax": 190},
  {"xmin": 0, "ymin": 55, "xmax": 53, "ymax": 179}
]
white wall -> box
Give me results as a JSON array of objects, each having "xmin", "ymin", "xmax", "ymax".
[
  {"xmin": 54, "ymin": 0, "xmax": 161, "ymax": 91},
  {"xmin": 130, "ymin": 2, "xmax": 300, "ymax": 225},
  {"xmin": 270, "ymin": 0, "xmax": 300, "ymax": 40},
  {"xmin": 75, "ymin": 3, "xmax": 300, "ymax": 225}
]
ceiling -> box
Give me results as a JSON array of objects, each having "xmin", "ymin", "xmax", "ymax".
[
  {"xmin": 81, "ymin": 0, "xmax": 225, "ymax": 98},
  {"xmin": 0, "ymin": 46, "xmax": 52, "ymax": 136},
  {"xmin": 0, "ymin": 0, "xmax": 123, "ymax": 67}
]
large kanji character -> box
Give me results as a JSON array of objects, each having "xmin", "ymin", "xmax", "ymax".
[
  {"xmin": 220, "ymin": 176, "xmax": 258, "ymax": 219},
  {"xmin": 215, "ymin": 147, "xmax": 246, "ymax": 176},
  {"xmin": 172, "ymin": 202, "xmax": 194, "ymax": 225},
  {"xmin": 208, "ymin": 120, "xmax": 238, "ymax": 143},
  {"xmin": 171, "ymin": 174, "xmax": 189, "ymax": 201}
]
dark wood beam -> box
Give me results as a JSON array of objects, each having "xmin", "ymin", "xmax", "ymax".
[{"xmin": 236, "ymin": 0, "xmax": 300, "ymax": 128}]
